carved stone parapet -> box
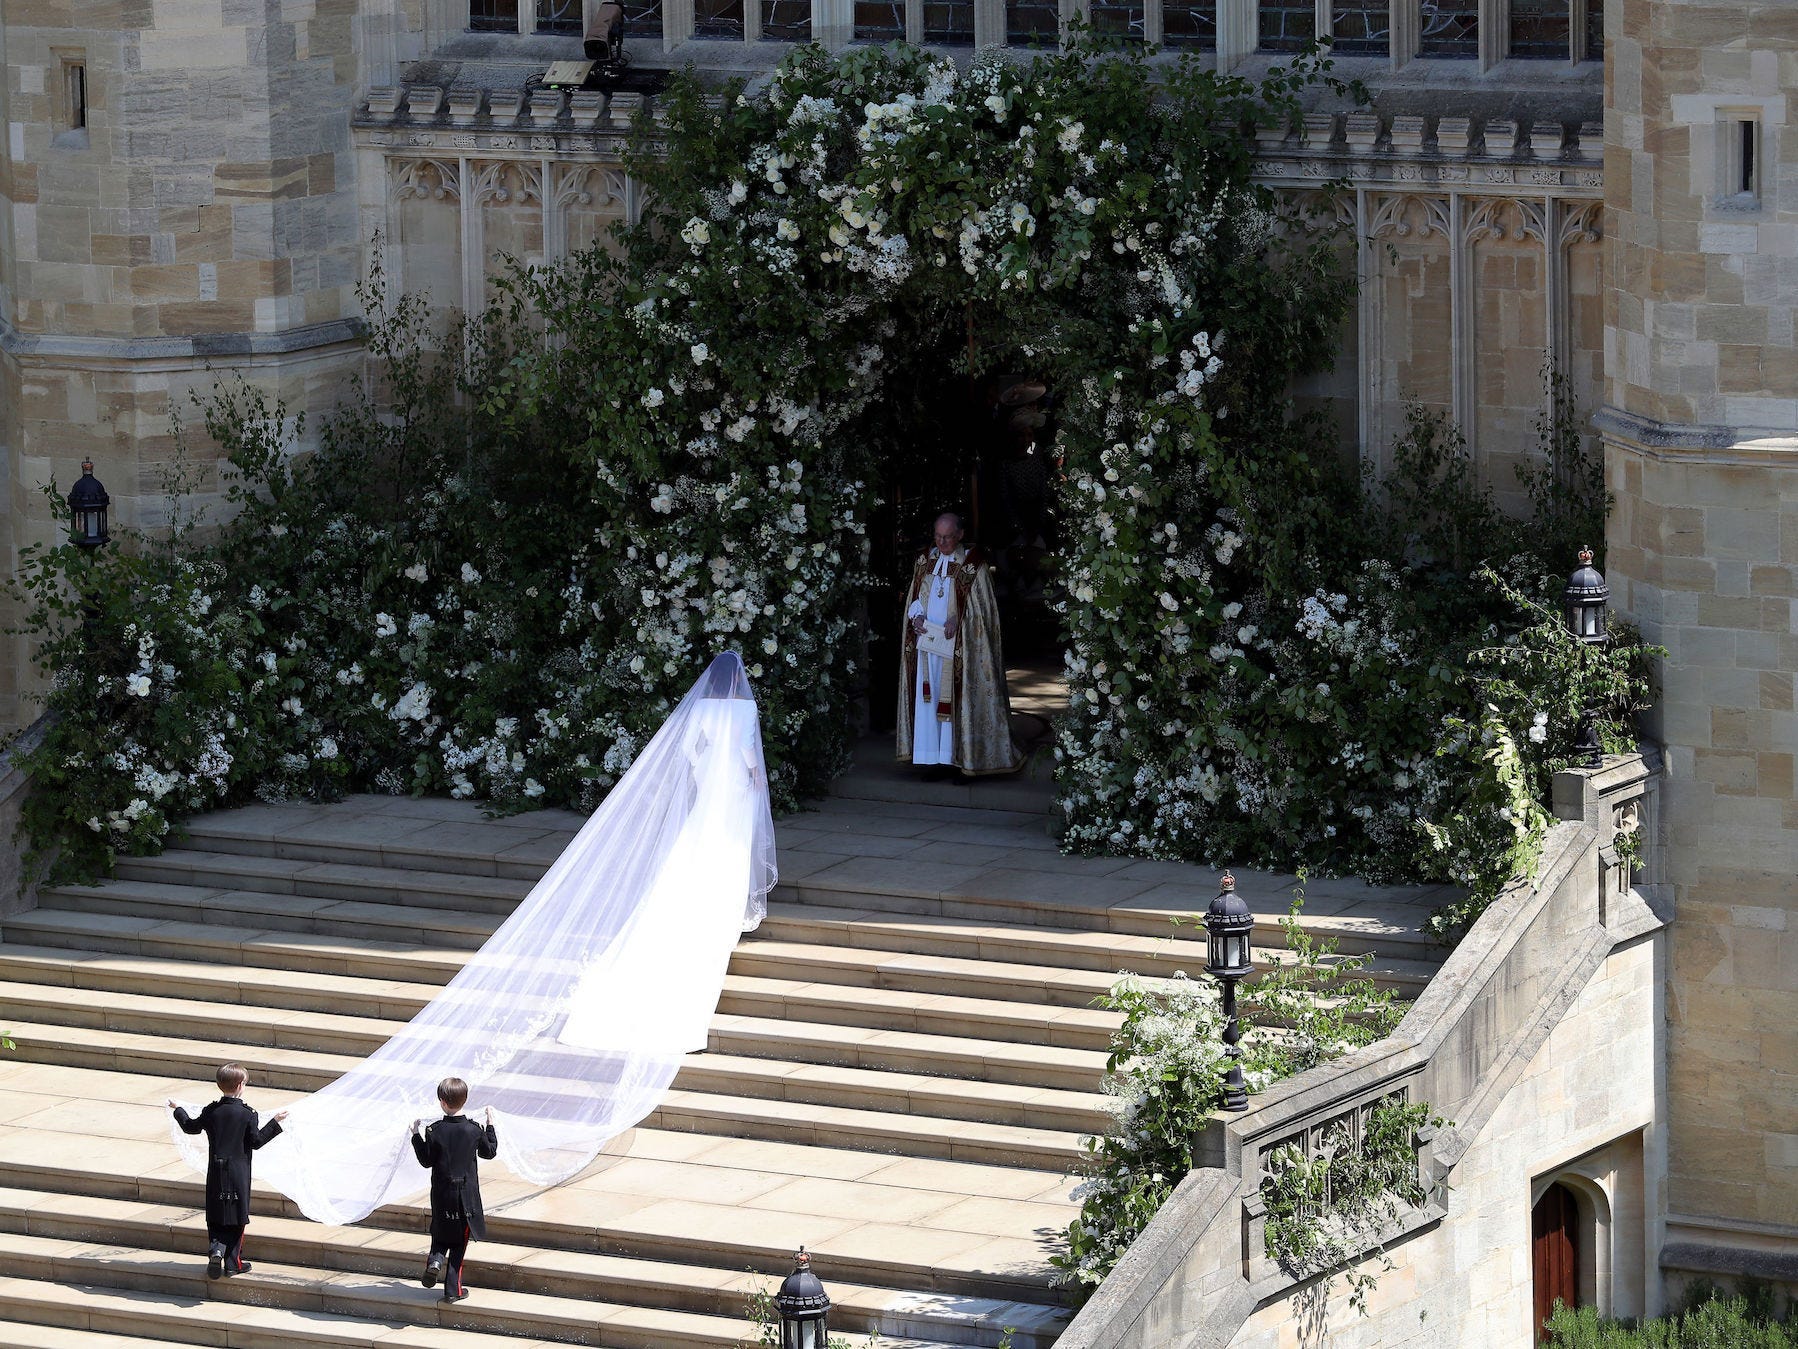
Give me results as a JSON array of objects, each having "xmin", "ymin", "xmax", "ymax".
[
  {"xmin": 488, "ymin": 89, "xmax": 525, "ymax": 123},
  {"xmin": 406, "ymin": 85, "xmax": 445, "ymax": 118},
  {"xmin": 569, "ymin": 91, "xmax": 606, "ymax": 125},
  {"xmin": 1482, "ymin": 118, "xmax": 1518, "ymax": 159},
  {"xmin": 1435, "ymin": 116, "xmax": 1471, "ymax": 156},
  {"xmin": 530, "ymin": 90, "xmax": 565, "ymax": 124},
  {"xmin": 1300, "ymin": 111, "xmax": 1337, "ymax": 150},
  {"xmin": 1552, "ymin": 750, "xmax": 1661, "ymax": 926},
  {"xmin": 447, "ymin": 87, "xmax": 485, "ymax": 124},
  {"xmin": 1344, "ymin": 111, "xmax": 1380, "ymax": 154},
  {"xmin": 1389, "ymin": 115, "xmax": 1425, "ymax": 153},
  {"xmin": 609, "ymin": 92, "xmax": 644, "ymax": 128},
  {"xmin": 366, "ymin": 86, "xmax": 404, "ymax": 118},
  {"xmin": 1529, "ymin": 121, "xmax": 1565, "ymax": 158},
  {"xmin": 1577, "ymin": 121, "xmax": 1603, "ymax": 160}
]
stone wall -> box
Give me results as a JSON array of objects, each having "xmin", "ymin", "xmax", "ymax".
[
  {"xmin": 0, "ymin": 0, "xmax": 370, "ymax": 727},
  {"xmin": 1600, "ymin": 0, "xmax": 1798, "ymax": 1294},
  {"xmin": 1227, "ymin": 932, "xmax": 1664, "ymax": 1347}
]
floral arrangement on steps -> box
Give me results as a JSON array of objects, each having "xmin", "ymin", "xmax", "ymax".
[
  {"xmin": 8, "ymin": 39, "xmax": 1651, "ymax": 946},
  {"xmin": 1052, "ymin": 889, "xmax": 1418, "ymax": 1300}
]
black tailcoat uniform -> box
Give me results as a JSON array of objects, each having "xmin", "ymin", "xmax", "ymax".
[
  {"xmin": 412, "ymin": 1113, "xmax": 498, "ymax": 1246},
  {"xmin": 173, "ymin": 1095, "xmax": 282, "ymax": 1263}
]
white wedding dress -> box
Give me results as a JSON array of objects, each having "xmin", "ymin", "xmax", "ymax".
[{"xmin": 169, "ymin": 652, "xmax": 776, "ymax": 1225}]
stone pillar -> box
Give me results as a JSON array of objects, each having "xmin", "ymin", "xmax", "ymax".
[{"xmin": 1598, "ymin": 0, "xmax": 1798, "ymax": 1303}]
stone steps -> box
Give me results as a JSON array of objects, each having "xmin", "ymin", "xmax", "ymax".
[
  {"xmin": 0, "ymin": 1187, "xmax": 1052, "ymax": 1347},
  {"xmin": 0, "ymin": 786, "xmax": 1449, "ymax": 1347}
]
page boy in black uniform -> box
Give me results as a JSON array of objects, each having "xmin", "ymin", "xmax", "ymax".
[
  {"xmin": 167, "ymin": 1064, "xmax": 288, "ymax": 1279},
  {"xmin": 410, "ymin": 1076, "xmax": 498, "ymax": 1303}
]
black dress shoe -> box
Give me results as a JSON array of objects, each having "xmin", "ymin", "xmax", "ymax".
[
  {"xmin": 225, "ymin": 1261, "xmax": 252, "ymax": 1276},
  {"xmin": 441, "ymin": 1288, "xmax": 470, "ymax": 1304},
  {"xmin": 422, "ymin": 1253, "xmax": 445, "ymax": 1288},
  {"xmin": 207, "ymin": 1243, "xmax": 226, "ymax": 1280}
]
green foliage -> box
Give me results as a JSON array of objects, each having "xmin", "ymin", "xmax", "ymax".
[
  {"xmin": 1259, "ymin": 1095, "xmax": 1442, "ymax": 1316},
  {"xmin": 1545, "ymin": 1294, "xmax": 1794, "ymax": 1348},
  {"xmin": 1052, "ymin": 890, "xmax": 1411, "ymax": 1301}
]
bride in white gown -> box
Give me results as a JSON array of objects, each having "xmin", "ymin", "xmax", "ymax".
[{"xmin": 169, "ymin": 652, "xmax": 776, "ymax": 1225}]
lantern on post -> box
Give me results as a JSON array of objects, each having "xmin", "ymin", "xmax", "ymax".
[
  {"xmin": 771, "ymin": 1247, "xmax": 830, "ymax": 1349},
  {"xmin": 68, "ymin": 459, "xmax": 110, "ymax": 550},
  {"xmin": 1203, "ymin": 872, "xmax": 1253, "ymax": 1113},
  {"xmin": 1563, "ymin": 545, "xmax": 1610, "ymax": 767}
]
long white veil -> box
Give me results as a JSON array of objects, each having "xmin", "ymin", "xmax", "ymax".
[{"xmin": 170, "ymin": 652, "xmax": 776, "ymax": 1225}]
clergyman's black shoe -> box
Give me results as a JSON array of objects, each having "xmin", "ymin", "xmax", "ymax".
[
  {"xmin": 442, "ymin": 1287, "xmax": 470, "ymax": 1304},
  {"xmin": 207, "ymin": 1243, "xmax": 226, "ymax": 1280},
  {"xmin": 225, "ymin": 1261, "xmax": 252, "ymax": 1276},
  {"xmin": 422, "ymin": 1253, "xmax": 445, "ymax": 1289}
]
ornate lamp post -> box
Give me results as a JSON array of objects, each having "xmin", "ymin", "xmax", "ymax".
[
  {"xmin": 68, "ymin": 459, "xmax": 110, "ymax": 550},
  {"xmin": 772, "ymin": 1247, "xmax": 831, "ymax": 1349},
  {"xmin": 1203, "ymin": 872, "xmax": 1253, "ymax": 1113},
  {"xmin": 1563, "ymin": 545, "xmax": 1609, "ymax": 768}
]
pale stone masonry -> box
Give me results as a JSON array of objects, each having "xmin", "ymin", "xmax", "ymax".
[
  {"xmin": 0, "ymin": 0, "xmax": 370, "ymax": 723},
  {"xmin": 1599, "ymin": 0, "xmax": 1798, "ymax": 1292}
]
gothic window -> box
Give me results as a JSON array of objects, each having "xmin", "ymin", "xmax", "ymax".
[
  {"xmin": 535, "ymin": 0, "xmax": 582, "ymax": 33},
  {"xmin": 1331, "ymin": 0, "xmax": 1388, "ymax": 54},
  {"xmin": 1584, "ymin": 0, "xmax": 1602, "ymax": 57},
  {"xmin": 855, "ymin": 0, "xmax": 905, "ymax": 40},
  {"xmin": 1007, "ymin": 0, "xmax": 1058, "ymax": 45},
  {"xmin": 1090, "ymin": 0, "xmax": 1144, "ymax": 42},
  {"xmin": 1162, "ymin": 0, "xmax": 1216, "ymax": 47},
  {"xmin": 623, "ymin": 0, "xmax": 662, "ymax": 34},
  {"xmin": 470, "ymin": 0, "xmax": 519, "ymax": 31},
  {"xmin": 1508, "ymin": 0, "xmax": 1568, "ymax": 58},
  {"xmin": 1419, "ymin": 0, "xmax": 1476, "ymax": 56},
  {"xmin": 762, "ymin": 0, "xmax": 810, "ymax": 39},
  {"xmin": 1259, "ymin": 0, "xmax": 1315, "ymax": 51},
  {"xmin": 693, "ymin": 0, "xmax": 745, "ymax": 37},
  {"xmin": 922, "ymin": 0, "xmax": 974, "ymax": 44}
]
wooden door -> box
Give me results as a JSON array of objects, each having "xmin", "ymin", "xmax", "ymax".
[{"xmin": 1532, "ymin": 1182, "xmax": 1579, "ymax": 1341}]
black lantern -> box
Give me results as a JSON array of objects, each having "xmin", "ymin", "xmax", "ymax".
[
  {"xmin": 68, "ymin": 459, "xmax": 110, "ymax": 550},
  {"xmin": 1564, "ymin": 546, "xmax": 1610, "ymax": 767},
  {"xmin": 1563, "ymin": 545, "xmax": 1609, "ymax": 645},
  {"xmin": 1203, "ymin": 872, "xmax": 1253, "ymax": 1113},
  {"xmin": 772, "ymin": 1247, "xmax": 830, "ymax": 1349}
]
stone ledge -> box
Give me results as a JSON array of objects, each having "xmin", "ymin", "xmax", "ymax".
[
  {"xmin": 1598, "ymin": 405, "xmax": 1798, "ymax": 462},
  {"xmin": 0, "ymin": 315, "xmax": 366, "ymax": 363}
]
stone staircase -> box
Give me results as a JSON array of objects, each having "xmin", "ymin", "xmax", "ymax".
[{"xmin": 0, "ymin": 737, "xmax": 1451, "ymax": 1348}]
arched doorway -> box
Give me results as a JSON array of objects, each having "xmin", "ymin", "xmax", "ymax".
[{"xmin": 1532, "ymin": 1182, "xmax": 1580, "ymax": 1341}]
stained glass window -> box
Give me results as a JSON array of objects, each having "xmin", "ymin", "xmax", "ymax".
[
  {"xmin": 855, "ymin": 0, "xmax": 905, "ymax": 40},
  {"xmin": 1091, "ymin": 0, "xmax": 1144, "ymax": 42},
  {"xmin": 923, "ymin": 0, "xmax": 974, "ymax": 44},
  {"xmin": 623, "ymin": 0, "xmax": 662, "ymax": 35},
  {"xmin": 1163, "ymin": 0, "xmax": 1215, "ymax": 47},
  {"xmin": 470, "ymin": 0, "xmax": 518, "ymax": 32},
  {"xmin": 1584, "ymin": 0, "xmax": 1602, "ymax": 58},
  {"xmin": 694, "ymin": 0, "xmax": 744, "ymax": 37},
  {"xmin": 536, "ymin": 0, "xmax": 581, "ymax": 33},
  {"xmin": 1331, "ymin": 0, "xmax": 1388, "ymax": 54},
  {"xmin": 1259, "ymin": 0, "xmax": 1315, "ymax": 52},
  {"xmin": 1419, "ymin": 0, "xmax": 1476, "ymax": 56},
  {"xmin": 1509, "ymin": 0, "xmax": 1568, "ymax": 57},
  {"xmin": 1007, "ymin": 0, "xmax": 1057, "ymax": 45},
  {"xmin": 763, "ymin": 0, "xmax": 809, "ymax": 39}
]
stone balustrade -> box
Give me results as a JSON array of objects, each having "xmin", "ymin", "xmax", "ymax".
[{"xmin": 1057, "ymin": 752, "xmax": 1666, "ymax": 1349}]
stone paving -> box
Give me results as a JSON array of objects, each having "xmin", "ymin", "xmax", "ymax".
[{"xmin": 0, "ymin": 708, "xmax": 1450, "ymax": 1347}]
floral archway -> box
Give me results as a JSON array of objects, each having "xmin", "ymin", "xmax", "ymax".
[{"xmin": 15, "ymin": 40, "xmax": 1646, "ymax": 941}]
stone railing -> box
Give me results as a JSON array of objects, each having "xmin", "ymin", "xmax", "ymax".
[
  {"xmin": 1057, "ymin": 751, "xmax": 1665, "ymax": 1349},
  {"xmin": 0, "ymin": 715, "xmax": 54, "ymax": 920}
]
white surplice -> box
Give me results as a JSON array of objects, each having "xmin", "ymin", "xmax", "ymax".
[{"xmin": 907, "ymin": 552, "xmax": 956, "ymax": 767}]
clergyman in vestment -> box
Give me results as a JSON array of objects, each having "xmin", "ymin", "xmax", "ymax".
[{"xmin": 897, "ymin": 513, "xmax": 1024, "ymax": 777}]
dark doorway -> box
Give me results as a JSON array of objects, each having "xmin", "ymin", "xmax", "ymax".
[
  {"xmin": 860, "ymin": 322, "xmax": 1062, "ymax": 734},
  {"xmin": 1532, "ymin": 1182, "xmax": 1580, "ymax": 1341}
]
